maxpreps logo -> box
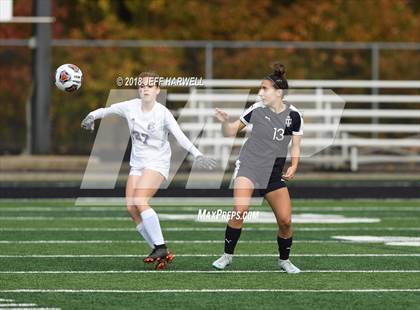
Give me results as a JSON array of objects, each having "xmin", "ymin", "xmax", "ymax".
[{"xmin": 196, "ymin": 209, "xmax": 260, "ymax": 222}]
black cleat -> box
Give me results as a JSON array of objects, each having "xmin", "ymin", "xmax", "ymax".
[
  {"xmin": 143, "ymin": 248, "xmax": 157, "ymax": 263},
  {"xmin": 143, "ymin": 245, "xmax": 174, "ymax": 269}
]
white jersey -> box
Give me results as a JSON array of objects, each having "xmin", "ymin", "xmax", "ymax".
[{"xmin": 89, "ymin": 98, "xmax": 202, "ymax": 176}]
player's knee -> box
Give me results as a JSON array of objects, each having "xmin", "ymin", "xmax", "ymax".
[
  {"xmin": 228, "ymin": 217, "xmax": 244, "ymax": 228},
  {"xmin": 126, "ymin": 201, "xmax": 136, "ymax": 211},
  {"xmin": 125, "ymin": 196, "xmax": 135, "ymax": 208},
  {"xmin": 233, "ymin": 205, "xmax": 249, "ymax": 214},
  {"xmin": 230, "ymin": 208, "xmax": 248, "ymax": 226},
  {"xmin": 135, "ymin": 200, "xmax": 151, "ymax": 213},
  {"xmin": 127, "ymin": 211, "xmax": 139, "ymax": 222},
  {"xmin": 134, "ymin": 196, "xmax": 150, "ymax": 208},
  {"xmin": 278, "ymin": 217, "xmax": 292, "ymax": 230}
]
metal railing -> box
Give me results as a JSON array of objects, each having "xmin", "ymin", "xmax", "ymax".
[{"xmin": 168, "ymin": 79, "xmax": 420, "ymax": 171}]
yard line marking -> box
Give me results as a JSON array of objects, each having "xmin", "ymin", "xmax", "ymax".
[
  {"xmin": 0, "ymin": 227, "xmax": 419, "ymax": 232},
  {"xmin": 0, "ymin": 270, "xmax": 419, "ymax": 274},
  {"xmin": 0, "ymin": 303, "xmax": 37, "ymax": 306},
  {"xmin": 333, "ymin": 236, "xmax": 420, "ymax": 247},
  {"xmin": 0, "ymin": 289, "xmax": 419, "ymax": 293},
  {"xmin": 0, "ymin": 254, "xmax": 419, "ymax": 258},
  {"xmin": 382, "ymin": 217, "xmax": 420, "ymax": 220},
  {"xmin": 0, "ymin": 216, "xmax": 417, "ymax": 221},
  {"xmin": 0, "ymin": 240, "xmax": 412, "ymax": 244},
  {"xmin": 1, "ymin": 207, "xmax": 419, "ymax": 212},
  {"xmin": 0, "ymin": 207, "xmax": 123, "ymax": 212},
  {"xmin": 175, "ymin": 227, "xmax": 420, "ymax": 232},
  {"xmin": 0, "ymin": 299, "xmax": 15, "ymax": 301},
  {"xmin": 0, "ymin": 217, "xmax": 131, "ymax": 220},
  {"xmin": 292, "ymin": 207, "xmax": 420, "ymax": 212},
  {"xmin": 0, "ymin": 308, "xmax": 60, "ymax": 310}
]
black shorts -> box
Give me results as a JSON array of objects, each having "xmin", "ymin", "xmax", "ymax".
[{"xmin": 234, "ymin": 160, "xmax": 287, "ymax": 196}]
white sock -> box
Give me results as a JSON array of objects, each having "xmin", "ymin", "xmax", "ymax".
[
  {"xmin": 140, "ymin": 208, "xmax": 165, "ymax": 246},
  {"xmin": 136, "ymin": 222, "xmax": 154, "ymax": 249}
]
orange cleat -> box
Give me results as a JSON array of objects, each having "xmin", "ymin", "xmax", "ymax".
[{"xmin": 143, "ymin": 246, "xmax": 174, "ymax": 270}]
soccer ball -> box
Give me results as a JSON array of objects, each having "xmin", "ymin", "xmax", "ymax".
[{"xmin": 55, "ymin": 64, "xmax": 83, "ymax": 92}]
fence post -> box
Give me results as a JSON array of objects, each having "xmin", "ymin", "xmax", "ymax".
[
  {"xmin": 371, "ymin": 44, "xmax": 380, "ymax": 138},
  {"xmin": 205, "ymin": 43, "xmax": 213, "ymax": 79},
  {"xmin": 350, "ymin": 146, "xmax": 358, "ymax": 172},
  {"xmin": 30, "ymin": 0, "xmax": 52, "ymax": 154}
]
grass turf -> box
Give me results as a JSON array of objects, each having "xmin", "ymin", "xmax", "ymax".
[{"xmin": 0, "ymin": 199, "xmax": 418, "ymax": 309}]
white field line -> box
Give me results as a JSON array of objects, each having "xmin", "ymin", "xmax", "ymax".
[
  {"xmin": 0, "ymin": 270, "xmax": 420, "ymax": 274},
  {"xmin": 0, "ymin": 303, "xmax": 37, "ymax": 306},
  {"xmin": 0, "ymin": 227, "xmax": 420, "ymax": 232},
  {"xmin": 0, "ymin": 254, "xmax": 419, "ymax": 258},
  {"xmin": 0, "ymin": 216, "xmax": 417, "ymax": 221},
  {"xmin": 0, "ymin": 308, "xmax": 60, "ymax": 310},
  {"xmin": 0, "ymin": 207, "xmax": 123, "ymax": 211},
  {"xmin": 1, "ymin": 309, "xmax": 61, "ymax": 310},
  {"xmin": 0, "ymin": 217, "xmax": 131, "ymax": 220},
  {"xmin": 0, "ymin": 289, "xmax": 419, "ymax": 293},
  {"xmin": 0, "ymin": 240, "xmax": 396, "ymax": 244},
  {"xmin": 0, "ymin": 227, "xmax": 418, "ymax": 232},
  {"xmin": 1, "ymin": 198, "xmax": 418, "ymax": 202},
  {"xmin": 382, "ymin": 217, "xmax": 420, "ymax": 220},
  {"xmin": 0, "ymin": 207, "xmax": 419, "ymax": 212}
]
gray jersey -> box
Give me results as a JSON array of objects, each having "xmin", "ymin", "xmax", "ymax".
[{"xmin": 238, "ymin": 101, "xmax": 303, "ymax": 175}]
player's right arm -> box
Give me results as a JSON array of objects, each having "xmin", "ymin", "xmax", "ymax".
[
  {"xmin": 214, "ymin": 108, "xmax": 246, "ymax": 137},
  {"xmin": 81, "ymin": 102, "xmax": 127, "ymax": 131}
]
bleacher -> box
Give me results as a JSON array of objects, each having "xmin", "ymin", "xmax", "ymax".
[{"xmin": 168, "ymin": 80, "xmax": 420, "ymax": 171}]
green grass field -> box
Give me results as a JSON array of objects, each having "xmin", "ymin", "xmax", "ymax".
[{"xmin": 0, "ymin": 199, "xmax": 419, "ymax": 309}]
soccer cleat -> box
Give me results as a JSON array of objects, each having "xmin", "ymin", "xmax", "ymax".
[
  {"xmin": 143, "ymin": 246, "xmax": 174, "ymax": 270},
  {"xmin": 164, "ymin": 251, "xmax": 175, "ymax": 264},
  {"xmin": 143, "ymin": 248, "xmax": 157, "ymax": 263},
  {"xmin": 154, "ymin": 251, "xmax": 174, "ymax": 270},
  {"xmin": 155, "ymin": 260, "xmax": 167, "ymax": 270},
  {"xmin": 278, "ymin": 258, "xmax": 301, "ymax": 273},
  {"xmin": 212, "ymin": 253, "xmax": 233, "ymax": 270}
]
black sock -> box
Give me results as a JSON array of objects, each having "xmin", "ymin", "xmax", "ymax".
[
  {"xmin": 155, "ymin": 244, "xmax": 166, "ymax": 250},
  {"xmin": 224, "ymin": 225, "xmax": 242, "ymax": 254},
  {"xmin": 277, "ymin": 236, "xmax": 293, "ymax": 260}
]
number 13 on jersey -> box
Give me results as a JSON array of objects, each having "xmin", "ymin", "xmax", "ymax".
[{"xmin": 272, "ymin": 127, "xmax": 285, "ymax": 141}]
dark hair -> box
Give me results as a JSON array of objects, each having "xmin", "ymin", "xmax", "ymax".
[
  {"xmin": 265, "ymin": 62, "xmax": 288, "ymax": 89},
  {"xmin": 139, "ymin": 71, "xmax": 160, "ymax": 86}
]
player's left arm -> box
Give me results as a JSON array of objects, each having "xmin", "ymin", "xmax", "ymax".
[
  {"xmin": 165, "ymin": 109, "xmax": 202, "ymax": 157},
  {"xmin": 283, "ymin": 110, "xmax": 303, "ymax": 181},
  {"xmin": 282, "ymin": 135, "xmax": 301, "ymax": 181}
]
